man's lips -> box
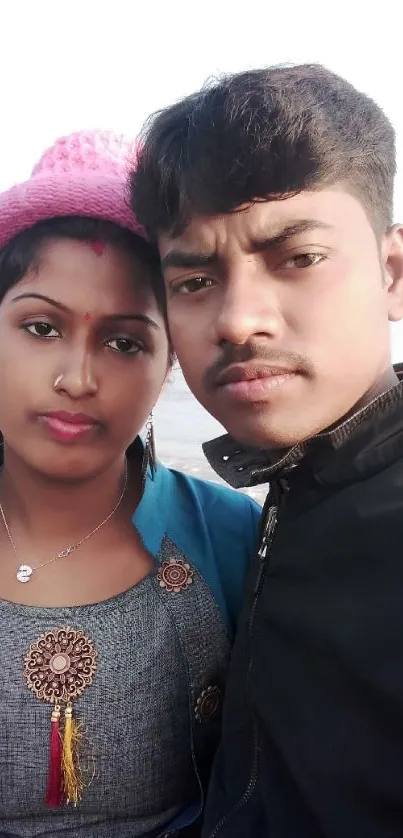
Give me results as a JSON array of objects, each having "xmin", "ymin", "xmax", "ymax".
[
  {"xmin": 215, "ymin": 364, "xmax": 297, "ymax": 386},
  {"xmin": 214, "ymin": 365, "xmax": 298, "ymax": 402}
]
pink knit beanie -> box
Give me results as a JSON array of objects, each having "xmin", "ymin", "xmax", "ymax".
[{"xmin": 0, "ymin": 130, "xmax": 144, "ymax": 250}]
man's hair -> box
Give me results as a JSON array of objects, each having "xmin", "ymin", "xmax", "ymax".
[{"xmin": 131, "ymin": 64, "xmax": 396, "ymax": 240}]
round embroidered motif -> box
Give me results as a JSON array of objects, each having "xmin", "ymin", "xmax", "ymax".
[
  {"xmin": 194, "ymin": 685, "xmax": 221, "ymax": 722},
  {"xmin": 23, "ymin": 627, "xmax": 97, "ymax": 704},
  {"xmin": 157, "ymin": 559, "xmax": 194, "ymax": 593}
]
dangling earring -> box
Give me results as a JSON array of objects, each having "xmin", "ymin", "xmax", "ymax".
[{"xmin": 142, "ymin": 412, "xmax": 157, "ymax": 483}]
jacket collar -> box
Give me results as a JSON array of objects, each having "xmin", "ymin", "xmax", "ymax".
[{"xmin": 203, "ymin": 369, "xmax": 403, "ymax": 489}]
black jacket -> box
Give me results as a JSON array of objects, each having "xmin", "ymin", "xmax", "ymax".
[{"xmin": 202, "ymin": 377, "xmax": 403, "ymax": 838}]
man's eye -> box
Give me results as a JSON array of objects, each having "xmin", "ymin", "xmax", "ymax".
[
  {"xmin": 25, "ymin": 322, "xmax": 59, "ymax": 338},
  {"xmin": 106, "ymin": 338, "xmax": 142, "ymax": 354},
  {"xmin": 283, "ymin": 253, "xmax": 325, "ymax": 269},
  {"xmin": 175, "ymin": 277, "xmax": 215, "ymax": 294}
]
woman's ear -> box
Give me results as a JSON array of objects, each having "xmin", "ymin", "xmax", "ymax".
[{"xmin": 164, "ymin": 351, "xmax": 177, "ymax": 385}]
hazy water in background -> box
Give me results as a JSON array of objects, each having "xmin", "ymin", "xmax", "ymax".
[{"xmin": 153, "ymin": 365, "xmax": 267, "ymax": 505}]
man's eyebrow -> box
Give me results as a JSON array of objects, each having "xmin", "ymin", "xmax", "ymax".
[
  {"xmin": 161, "ymin": 250, "xmax": 217, "ymax": 271},
  {"xmin": 252, "ymin": 220, "xmax": 334, "ymax": 251},
  {"xmin": 160, "ymin": 220, "xmax": 333, "ymax": 270}
]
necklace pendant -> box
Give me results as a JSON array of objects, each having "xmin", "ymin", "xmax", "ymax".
[
  {"xmin": 58, "ymin": 546, "xmax": 74, "ymax": 559},
  {"xmin": 16, "ymin": 564, "xmax": 33, "ymax": 583}
]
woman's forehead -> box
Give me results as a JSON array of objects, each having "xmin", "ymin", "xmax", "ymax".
[{"xmin": 14, "ymin": 237, "xmax": 163, "ymax": 317}]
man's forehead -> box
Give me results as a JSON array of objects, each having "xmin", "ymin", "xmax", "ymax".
[{"xmin": 158, "ymin": 187, "xmax": 361, "ymax": 259}]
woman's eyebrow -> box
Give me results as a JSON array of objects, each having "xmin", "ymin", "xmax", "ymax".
[
  {"xmin": 10, "ymin": 292, "xmax": 160, "ymax": 329},
  {"xmin": 10, "ymin": 291, "xmax": 70, "ymax": 313}
]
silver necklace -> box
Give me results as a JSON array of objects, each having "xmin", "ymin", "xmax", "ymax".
[{"xmin": 0, "ymin": 461, "xmax": 128, "ymax": 583}]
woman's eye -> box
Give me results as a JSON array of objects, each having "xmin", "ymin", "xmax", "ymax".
[
  {"xmin": 106, "ymin": 338, "xmax": 142, "ymax": 354},
  {"xmin": 175, "ymin": 277, "xmax": 215, "ymax": 294},
  {"xmin": 25, "ymin": 322, "xmax": 59, "ymax": 338}
]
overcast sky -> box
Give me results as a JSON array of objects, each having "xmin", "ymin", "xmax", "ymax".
[{"xmin": 1, "ymin": 0, "xmax": 402, "ymax": 356}]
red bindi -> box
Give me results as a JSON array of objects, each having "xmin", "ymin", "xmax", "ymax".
[
  {"xmin": 84, "ymin": 312, "xmax": 91, "ymax": 321},
  {"xmin": 87, "ymin": 240, "xmax": 105, "ymax": 256}
]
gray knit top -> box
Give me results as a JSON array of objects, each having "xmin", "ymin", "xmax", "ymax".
[
  {"xmin": 0, "ymin": 462, "xmax": 260, "ymax": 837},
  {"xmin": 0, "ymin": 575, "xmax": 200, "ymax": 837}
]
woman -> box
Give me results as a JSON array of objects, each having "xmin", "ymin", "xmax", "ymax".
[{"xmin": 0, "ymin": 130, "xmax": 260, "ymax": 837}]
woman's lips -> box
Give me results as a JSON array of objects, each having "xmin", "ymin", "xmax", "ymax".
[{"xmin": 38, "ymin": 412, "xmax": 99, "ymax": 442}]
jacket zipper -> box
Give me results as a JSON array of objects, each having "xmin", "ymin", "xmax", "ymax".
[{"xmin": 209, "ymin": 502, "xmax": 279, "ymax": 837}]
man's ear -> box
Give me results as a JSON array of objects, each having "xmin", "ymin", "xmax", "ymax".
[{"xmin": 383, "ymin": 224, "xmax": 403, "ymax": 322}]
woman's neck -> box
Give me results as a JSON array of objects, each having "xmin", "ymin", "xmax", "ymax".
[{"xmin": 0, "ymin": 445, "xmax": 140, "ymax": 549}]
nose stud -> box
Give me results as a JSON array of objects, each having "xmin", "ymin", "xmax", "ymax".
[{"xmin": 53, "ymin": 374, "xmax": 63, "ymax": 390}]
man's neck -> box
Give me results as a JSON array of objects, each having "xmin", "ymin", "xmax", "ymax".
[{"xmin": 341, "ymin": 365, "xmax": 399, "ymax": 423}]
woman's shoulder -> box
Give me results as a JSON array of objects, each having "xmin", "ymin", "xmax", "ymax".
[
  {"xmin": 159, "ymin": 464, "xmax": 261, "ymax": 538},
  {"xmin": 134, "ymin": 461, "xmax": 261, "ymax": 550},
  {"xmin": 168, "ymin": 465, "xmax": 261, "ymax": 514},
  {"xmin": 134, "ymin": 463, "xmax": 262, "ymax": 632}
]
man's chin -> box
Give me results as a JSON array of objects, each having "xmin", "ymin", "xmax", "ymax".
[
  {"xmin": 222, "ymin": 417, "xmax": 304, "ymax": 451},
  {"xmin": 201, "ymin": 376, "xmax": 314, "ymax": 450}
]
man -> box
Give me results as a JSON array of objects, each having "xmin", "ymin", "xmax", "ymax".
[{"xmin": 131, "ymin": 65, "xmax": 403, "ymax": 837}]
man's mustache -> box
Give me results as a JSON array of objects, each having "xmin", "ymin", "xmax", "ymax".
[{"xmin": 203, "ymin": 344, "xmax": 314, "ymax": 389}]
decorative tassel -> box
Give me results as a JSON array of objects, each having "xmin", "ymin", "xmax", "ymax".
[
  {"xmin": 45, "ymin": 704, "xmax": 63, "ymax": 808},
  {"xmin": 62, "ymin": 703, "xmax": 83, "ymax": 806}
]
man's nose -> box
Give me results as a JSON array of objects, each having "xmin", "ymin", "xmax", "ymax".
[{"xmin": 215, "ymin": 270, "xmax": 283, "ymax": 346}]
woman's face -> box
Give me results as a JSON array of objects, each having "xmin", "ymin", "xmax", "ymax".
[{"xmin": 0, "ymin": 237, "xmax": 169, "ymax": 480}]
